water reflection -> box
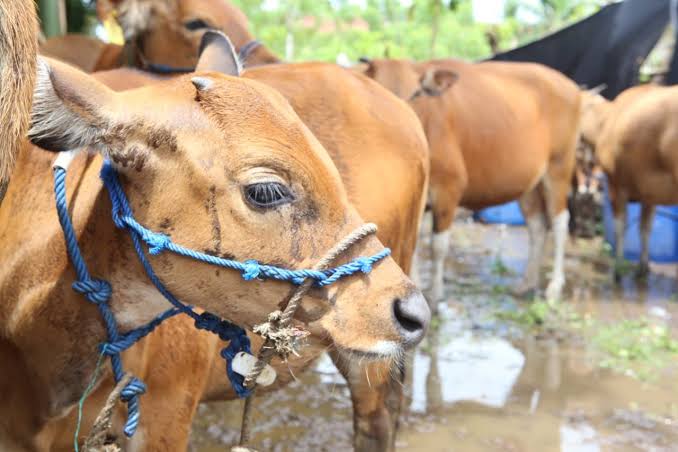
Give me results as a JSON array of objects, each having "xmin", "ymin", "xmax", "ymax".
[{"xmin": 411, "ymin": 324, "xmax": 525, "ymax": 413}]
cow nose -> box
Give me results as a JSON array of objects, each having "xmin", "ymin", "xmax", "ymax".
[{"xmin": 393, "ymin": 291, "xmax": 430, "ymax": 347}]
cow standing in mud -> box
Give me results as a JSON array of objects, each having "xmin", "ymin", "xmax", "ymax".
[
  {"xmin": 0, "ymin": 0, "xmax": 38, "ymax": 202},
  {"xmin": 360, "ymin": 58, "xmax": 582, "ymax": 304},
  {"xmin": 0, "ymin": 31, "xmax": 430, "ymax": 452},
  {"xmin": 45, "ymin": 2, "xmax": 430, "ymax": 451},
  {"xmin": 581, "ymin": 85, "xmax": 678, "ymax": 280}
]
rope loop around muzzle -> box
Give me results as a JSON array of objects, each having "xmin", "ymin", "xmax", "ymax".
[{"xmin": 238, "ymin": 223, "xmax": 381, "ymax": 449}]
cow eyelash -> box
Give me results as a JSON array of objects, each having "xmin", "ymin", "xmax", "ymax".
[
  {"xmin": 184, "ymin": 19, "xmax": 211, "ymax": 31},
  {"xmin": 244, "ymin": 182, "xmax": 294, "ymax": 209}
]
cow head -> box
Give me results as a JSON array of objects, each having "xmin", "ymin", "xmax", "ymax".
[
  {"xmin": 97, "ymin": 0, "xmax": 280, "ymax": 68},
  {"xmin": 358, "ymin": 58, "xmax": 458, "ymax": 101},
  {"xmin": 29, "ymin": 33, "xmax": 428, "ymax": 358}
]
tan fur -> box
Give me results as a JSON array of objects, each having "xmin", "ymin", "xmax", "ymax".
[
  {"xmin": 363, "ymin": 58, "xmax": 582, "ymax": 296},
  {"xmin": 40, "ymin": 34, "xmax": 122, "ymax": 73},
  {"xmin": 1, "ymin": 57, "xmax": 426, "ymax": 450},
  {"xmin": 581, "ymin": 84, "xmax": 678, "ymax": 274},
  {"xmin": 0, "ymin": 0, "xmax": 38, "ymax": 200}
]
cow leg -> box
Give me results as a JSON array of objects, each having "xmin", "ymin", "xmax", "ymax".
[
  {"xmin": 329, "ymin": 351, "xmax": 402, "ymax": 452},
  {"xmin": 611, "ymin": 187, "xmax": 628, "ymax": 282},
  {"xmin": 515, "ymin": 187, "xmax": 547, "ymax": 297},
  {"xmin": 545, "ymin": 208, "xmax": 569, "ymax": 301},
  {"xmin": 542, "ymin": 137, "xmax": 577, "ymax": 301},
  {"xmin": 638, "ymin": 203, "xmax": 655, "ymax": 279},
  {"xmin": 410, "ymin": 210, "xmax": 430, "ymax": 289},
  {"xmin": 430, "ymin": 228, "xmax": 450, "ymax": 307},
  {"xmin": 428, "ymin": 141, "xmax": 466, "ymax": 309}
]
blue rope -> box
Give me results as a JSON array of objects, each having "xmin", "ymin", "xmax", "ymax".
[
  {"xmin": 54, "ymin": 166, "xmax": 184, "ymax": 437},
  {"xmin": 54, "ymin": 160, "xmax": 390, "ymax": 439},
  {"xmin": 100, "ymin": 162, "xmax": 390, "ymax": 287}
]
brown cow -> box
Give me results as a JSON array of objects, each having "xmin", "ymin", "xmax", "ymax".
[
  {"xmin": 580, "ymin": 84, "xmax": 678, "ymax": 278},
  {"xmin": 42, "ymin": 63, "xmax": 428, "ymax": 452},
  {"xmin": 0, "ymin": 0, "xmax": 38, "ymax": 202},
  {"xmin": 360, "ymin": 58, "xmax": 582, "ymax": 303},
  {"xmin": 40, "ymin": 0, "xmax": 280, "ymax": 73},
  {"xmin": 0, "ymin": 35, "xmax": 429, "ymax": 451},
  {"xmin": 41, "ymin": 2, "xmax": 430, "ymax": 449}
]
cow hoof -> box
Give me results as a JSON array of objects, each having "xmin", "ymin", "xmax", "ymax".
[
  {"xmin": 511, "ymin": 284, "xmax": 537, "ymax": 300},
  {"xmin": 613, "ymin": 259, "xmax": 628, "ymax": 283},
  {"xmin": 636, "ymin": 263, "xmax": 650, "ymax": 280},
  {"xmin": 430, "ymin": 284, "xmax": 445, "ymax": 303},
  {"xmin": 545, "ymin": 283, "xmax": 563, "ymax": 302}
]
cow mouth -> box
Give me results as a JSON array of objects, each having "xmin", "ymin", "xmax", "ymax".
[{"xmin": 336, "ymin": 341, "xmax": 404, "ymax": 362}]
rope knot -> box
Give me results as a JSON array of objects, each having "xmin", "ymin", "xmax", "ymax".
[
  {"xmin": 120, "ymin": 377, "xmax": 146, "ymax": 402},
  {"xmin": 242, "ymin": 260, "xmax": 261, "ymax": 281},
  {"xmin": 72, "ymin": 279, "xmax": 112, "ymax": 304},
  {"xmin": 252, "ymin": 311, "xmax": 310, "ymax": 359},
  {"xmin": 145, "ymin": 232, "xmax": 171, "ymax": 255},
  {"xmin": 356, "ymin": 257, "xmax": 373, "ymax": 274}
]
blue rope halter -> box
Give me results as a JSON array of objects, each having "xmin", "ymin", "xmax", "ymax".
[{"xmin": 53, "ymin": 156, "xmax": 390, "ymax": 438}]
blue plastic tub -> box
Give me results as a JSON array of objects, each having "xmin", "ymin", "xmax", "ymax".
[
  {"xmin": 602, "ymin": 183, "xmax": 678, "ymax": 263},
  {"xmin": 475, "ymin": 201, "xmax": 526, "ymax": 226}
]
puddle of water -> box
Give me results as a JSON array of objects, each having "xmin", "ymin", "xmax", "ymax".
[{"xmin": 190, "ymin": 220, "xmax": 678, "ymax": 452}]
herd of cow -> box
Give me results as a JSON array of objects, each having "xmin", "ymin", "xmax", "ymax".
[{"xmin": 0, "ymin": 0, "xmax": 677, "ymax": 451}]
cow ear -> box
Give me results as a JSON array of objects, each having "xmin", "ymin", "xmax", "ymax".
[
  {"xmin": 29, "ymin": 57, "xmax": 116, "ymax": 153},
  {"xmin": 195, "ymin": 31, "xmax": 241, "ymax": 76},
  {"xmin": 420, "ymin": 68, "xmax": 458, "ymax": 96},
  {"xmin": 355, "ymin": 57, "xmax": 375, "ymax": 76}
]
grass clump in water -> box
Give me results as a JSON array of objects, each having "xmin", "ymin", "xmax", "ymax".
[{"xmin": 592, "ymin": 318, "xmax": 678, "ymax": 380}]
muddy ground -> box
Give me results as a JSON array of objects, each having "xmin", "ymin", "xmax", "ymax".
[{"xmin": 190, "ymin": 217, "xmax": 678, "ymax": 452}]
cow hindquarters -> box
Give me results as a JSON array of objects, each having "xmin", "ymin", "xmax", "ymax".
[{"xmin": 329, "ymin": 351, "xmax": 402, "ymax": 452}]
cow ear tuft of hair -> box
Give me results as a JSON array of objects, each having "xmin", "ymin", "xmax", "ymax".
[{"xmin": 29, "ymin": 57, "xmax": 114, "ymax": 153}]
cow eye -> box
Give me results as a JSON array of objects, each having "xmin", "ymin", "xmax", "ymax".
[
  {"xmin": 184, "ymin": 18, "xmax": 210, "ymax": 31},
  {"xmin": 244, "ymin": 182, "xmax": 294, "ymax": 209}
]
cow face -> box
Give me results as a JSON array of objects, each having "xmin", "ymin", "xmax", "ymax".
[
  {"xmin": 97, "ymin": 0, "xmax": 279, "ymax": 68},
  {"xmin": 28, "ymin": 33, "xmax": 428, "ymax": 358}
]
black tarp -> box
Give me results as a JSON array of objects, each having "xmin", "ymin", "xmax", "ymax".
[{"xmin": 491, "ymin": 0, "xmax": 671, "ymax": 99}]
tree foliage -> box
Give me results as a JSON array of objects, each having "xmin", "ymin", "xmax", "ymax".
[{"xmin": 232, "ymin": 0, "xmax": 609, "ymax": 62}]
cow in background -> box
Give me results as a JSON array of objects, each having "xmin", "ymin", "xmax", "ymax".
[
  {"xmin": 360, "ymin": 58, "xmax": 582, "ymax": 304},
  {"xmin": 580, "ymin": 84, "xmax": 678, "ymax": 279}
]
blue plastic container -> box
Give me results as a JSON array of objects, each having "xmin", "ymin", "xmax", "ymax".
[
  {"xmin": 475, "ymin": 201, "xmax": 525, "ymax": 226},
  {"xmin": 602, "ymin": 184, "xmax": 678, "ymax": 263}
]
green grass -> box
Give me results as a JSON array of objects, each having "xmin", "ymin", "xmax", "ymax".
[
  {"xmin": 592, "ymin": 319, "xmax": 678, "ymax": 380},
  {"xmin": 491, "ymin": 255, "xmax": 512, "ymax": 277}
]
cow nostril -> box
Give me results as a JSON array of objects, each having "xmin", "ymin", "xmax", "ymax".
[{"xmin": 393, "ymin": 298, "xmax": 425, "ymax": 333}]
